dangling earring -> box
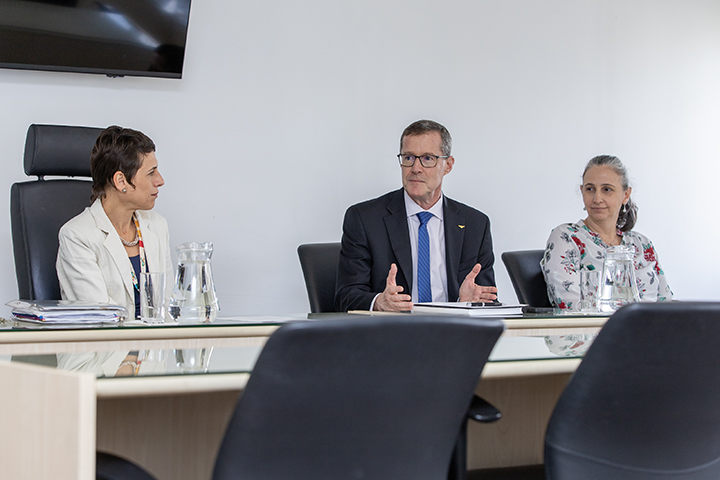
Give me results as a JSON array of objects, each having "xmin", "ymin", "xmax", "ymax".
[{"xmin": 621, "ymin": 203, "xmax": 626, "ymax": 214}]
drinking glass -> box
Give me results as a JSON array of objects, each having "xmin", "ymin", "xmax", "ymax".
[
  {"xmin": 579, "ymin": 270, "xmax": 600, "ymax": 313},
  {"xmin": 140, "ymin": 272, "xmax": 166, "ymax": 323}
]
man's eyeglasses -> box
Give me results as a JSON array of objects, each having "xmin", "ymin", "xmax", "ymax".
[{"xmin": 397, "ymin": 154, "xmax": 449, "ymax": 168}]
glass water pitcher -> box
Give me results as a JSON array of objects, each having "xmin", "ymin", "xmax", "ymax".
[
  {"xmin": 598, "ymin": 245, "xmax": 640, "ymax": 313},
  {"xmin": 169, "ymin": 242, "xmax": 219, "ymax": 323}
]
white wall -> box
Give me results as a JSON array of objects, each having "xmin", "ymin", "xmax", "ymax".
[{"xmin": 1, "ymin": 0, "xmax": 718, "ymax": 317}]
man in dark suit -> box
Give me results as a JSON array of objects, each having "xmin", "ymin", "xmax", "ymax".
[{"xmin": 335, "ymin": 120, "xmax": 497, "ymax": 312}]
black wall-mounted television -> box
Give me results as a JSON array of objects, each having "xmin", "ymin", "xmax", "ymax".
[{"xmin": 0, "ymin": 0, "xmax": 192, "ymax": 79}]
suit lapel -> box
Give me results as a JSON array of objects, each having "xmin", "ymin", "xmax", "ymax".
[
  {"xmin": 384, "ymin": 190, "xmax": 413, "ymax": 293},
  {"xmin": 91, "ymin": 200, "xmax": 136, "ymax": 300},
  {"xmin": 443, "ymin": 197, "xmax": 465, "ymax": 301}
]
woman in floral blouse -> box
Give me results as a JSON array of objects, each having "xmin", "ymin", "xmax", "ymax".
[{"xmin": 541, "ymin": 155, "xmax": 673, "ymax": 311}]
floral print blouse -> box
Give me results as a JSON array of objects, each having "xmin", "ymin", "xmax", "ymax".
[{"xmin": 541, "ymin": 220, "xmax": 673, "ymax": 310}]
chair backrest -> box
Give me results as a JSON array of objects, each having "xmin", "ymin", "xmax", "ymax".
[
  {"xmin": 213, "ymin": 315, "xmax": 504, "ymax": 480},
  {"xmin": 10, "ymin": 124, "xmax": 102, "ymax": 300},
  {"xmin": 501, "ymin": 250, "xmax": 552, "ymax": 307},
  {"xmin": 297, "ymin": 242, "xmax": 341, "ymax": 313},
  {"xmin": 545, "ymin": 302, "xmax": 720, "ymax": 480}
]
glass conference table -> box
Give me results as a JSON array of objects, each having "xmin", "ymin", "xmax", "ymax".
[{"xmin": 0, "ymin": 312, "xmax": 607, "ymax": 480}]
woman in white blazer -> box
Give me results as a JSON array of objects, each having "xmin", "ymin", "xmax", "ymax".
[{"xmin": 56, "ymin": 126, "xmax": 173, "ymax": 322}]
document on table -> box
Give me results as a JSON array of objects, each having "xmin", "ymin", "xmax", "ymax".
[{"xmin": 412, "ymin": 302, "xmax": 525, "ymax": 317}]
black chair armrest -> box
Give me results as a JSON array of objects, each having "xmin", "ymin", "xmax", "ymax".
[{"xmin": 467, "ymin": 395, "xmax": 501, "ymax": 423}]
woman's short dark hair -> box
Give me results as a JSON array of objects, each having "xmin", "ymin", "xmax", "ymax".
[
  {"xmin": 90, "ymin": 126, "xmax": 156, "ymax": 201},
  {"xmin": 582, "ymin": 155, "xmax": 637, "ymax": 232}
]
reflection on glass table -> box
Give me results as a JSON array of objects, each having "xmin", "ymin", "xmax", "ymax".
[
  {"xmin": 488, "ymin": 334, "xmax": 597, "ymax": 361},
  {"xmin": 48, "ymin": 346, "xmax": 261, "ymax": 377},
  {"xmin": 543, "ymin": 334, "xmax": 597, "ymax": 357},
  {"xmin": 3, "ymin": 333, "xmax": 598, "ymax": 379},
  {"xmin": 174, "ymin": 348, "xmax": 214, "ymax": 373}
]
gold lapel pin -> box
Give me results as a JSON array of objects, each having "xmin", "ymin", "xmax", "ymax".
[{"xmin": 458, "ymin": 225, "xmax": 465, "ymax": 229}]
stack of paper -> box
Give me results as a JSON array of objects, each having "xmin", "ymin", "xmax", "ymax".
[
  {"xmin": 412, "ymin": 302, "xmax": 525, "ymax": 317},
  {"xmin": 6, "ymin": 300, "xmax": 129, "ymax": 324}
]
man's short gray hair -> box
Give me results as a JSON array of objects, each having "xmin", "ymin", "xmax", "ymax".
[{"xmin": 400, "ymin": 120, "xmax": 452, "ymax": 156}]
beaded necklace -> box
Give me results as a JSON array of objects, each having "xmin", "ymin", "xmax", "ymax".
[{"xmin": 120, "ymin": 232, "xmax": 139, "ymax": 247}]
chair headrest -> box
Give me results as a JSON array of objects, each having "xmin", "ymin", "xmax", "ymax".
[{"xmin": 24, "ymin": 124, "xmax": 104, "ymax": 177}]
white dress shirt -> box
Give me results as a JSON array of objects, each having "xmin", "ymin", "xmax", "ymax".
[
  {"xmin": 368, "ymin": 191, "xmax": 450, "ymax": 310},
  {"xmin": 404, "ymin": 190, "xmax": 448, "ymax": 303}
]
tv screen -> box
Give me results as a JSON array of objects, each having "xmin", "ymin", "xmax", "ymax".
[{"xmin": 0, "ymin": 0, "xmax": 192, "ymax": 79}]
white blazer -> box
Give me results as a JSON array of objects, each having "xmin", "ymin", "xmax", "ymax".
[{"xmin": 56, "ymin": 198, "xmax": 174, "ymax": 317}]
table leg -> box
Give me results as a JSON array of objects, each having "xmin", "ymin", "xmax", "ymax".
[
  {"xmin": 97, "ymin": 390, "xmax": 240, "ymax": 480},
  {"xmin": 468, "ymin": 373, "xmax": 571, "ymax": 468}
]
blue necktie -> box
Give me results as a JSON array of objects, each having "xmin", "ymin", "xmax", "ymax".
[{"xmin": 417, "ymin": 211, "xmax": 433, "ymax": 303}]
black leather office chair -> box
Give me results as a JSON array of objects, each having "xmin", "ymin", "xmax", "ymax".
[
  {"xmin": 9, "ymin": 125, "xmax": 151, "ymax": 480},
  {"xmin": 213, "ymin": 315, "xmax": 504, "ymax": 480},
  {"xmin": 297, "ymin": 242, "xmax": 341, "ymax": 313},
  {"xmin": 545, "ymin": 302, "xmax": 720, "ymax": 480},
  {"xmin": 297, "ymin": 242, "xmax": 501, "ymax": 479},
  {"xmin": 501, "ymin": 250, "xmax": 552, "ymax": 308},
  {"xmin": 10, "ymin": 124, "xmax": 103, "ymax": 300},
  {"xmin": 96, "ymin": 452, "xmax": 157, "ymax": 480}
]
